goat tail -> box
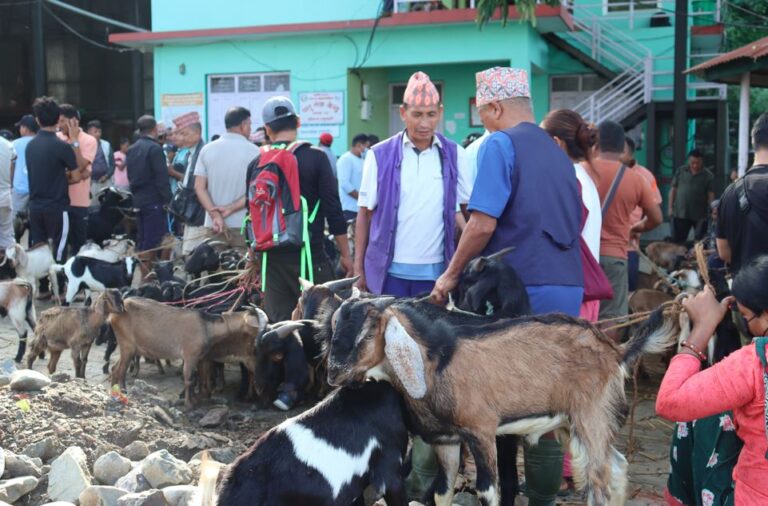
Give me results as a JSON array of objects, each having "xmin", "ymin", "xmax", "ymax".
[
  {"xmin": 620, "ymin": 306, "xmax": 680, "ymax": 366},
  {"xmin": 189, "ymin": 452, "xmax": 220, "ymax": 506}
]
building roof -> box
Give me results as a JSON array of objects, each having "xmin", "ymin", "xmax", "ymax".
[
  {"xmin": 686, "ymin": 35, "xmax": 768, "ymax": 87},
  {"xmin": 108, "ymin": 5, "xmax": 572, "ymax": 50}
]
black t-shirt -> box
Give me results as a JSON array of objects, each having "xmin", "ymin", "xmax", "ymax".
[
  {"xmin": 717, "ymin": 165, "xmax": 768, "ymax": 273},
  {"xmin": 245, "ymin": 142, "xmax": 346, "ymax": 253},
  {"xmin": 25, "ymin": 130, "xmax": 77, "ymax": 213}
]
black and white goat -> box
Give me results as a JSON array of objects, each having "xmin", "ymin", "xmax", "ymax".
[
  {"xmin": 53, "ymin": 256, "xmax": 138, "ymax": 304},
  {"xmin": 327, "ymin": 297, "xmax": 681, "ymax": 506},
  {"xmin": 215, "ymin": 380, "xmax": 409, "ymax": 506}
]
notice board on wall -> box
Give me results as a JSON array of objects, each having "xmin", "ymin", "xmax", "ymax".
[
  {"xmin": 160, "ymin": 93, "xmax": 204, "ymax": 129},
  {"xmin": 206, "ymin": 72, "xmax": 290, "ymax": 138}
]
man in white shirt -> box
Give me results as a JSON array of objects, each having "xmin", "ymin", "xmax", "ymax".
[
  {"xmin": 336, "ymin": 133, "xmax": 368, "ymax": 221},
  {"xmin": 194, "ymin": 107, "xmax": 260, "ymax": 252},
  {"xmin": 356, "ymin": 71, "xmax": 473, "ymax": 297}
]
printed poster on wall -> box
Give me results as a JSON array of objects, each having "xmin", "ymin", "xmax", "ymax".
[
  {"xmin": 160, "ymin": 93, "xmax": 204, "ymax": 129},
  {"xmin": 299, "ymin": 92, "xmax": 344, "ymax": 125}
]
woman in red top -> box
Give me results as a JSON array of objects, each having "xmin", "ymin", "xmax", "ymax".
[{"xmin": 657, "ymin": 255, "xmax": 768, "ymax": 505}]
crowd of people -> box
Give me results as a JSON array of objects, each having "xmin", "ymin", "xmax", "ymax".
[{"xmin": 1, "ymin": 64, "xmax": 767, "ymax": 505}]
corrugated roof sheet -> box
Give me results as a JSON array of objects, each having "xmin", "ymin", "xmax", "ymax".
[{"xmin": 686, "ymin": 35, "xmax": 768, "ymax": 74}]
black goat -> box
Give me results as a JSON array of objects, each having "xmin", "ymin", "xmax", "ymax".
[
  {"xmin": 87, "ymin": 187, "xmax": 134, "ymax": 244},
  {"xmin": 185, "ymin": 240, "xmax": 221, "ymax": 278},
  {"xmin": 455, "ymin": 246, "xmax": 531, "ymax": 318},
  {"xmin": 216, "ymin": 380, "xmax": 409, "ymax": 506},
  {"xmin": 453, "ymin": 246, "xmax": 532, "ymax": 506}
]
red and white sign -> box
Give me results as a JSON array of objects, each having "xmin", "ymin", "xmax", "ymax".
[{"xmin": 299, "ymin": 92, "xmax": 344, "ymax": 125}]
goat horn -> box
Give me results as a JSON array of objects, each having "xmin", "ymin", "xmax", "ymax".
[
  {"xmin": 0, "ymin": 255, "xmax": 6, "ymax": 267},
  {"xmin": 321, "ymin": 276, "xmax": 360, "ymax": 295},
  {"xmin": 263, "ymin": 321, "xmax": 306, "ymax": 340},
  {"xmin": 372, "ymin": 296, "xmax": 396, "ymax": 311},
  {"xmin": 298, "ymin": 277, "xmax": 314, "ymax": 291},
  {"xmin": 485, "ymin": 246, "xmax": 516, "ymax": 262}
]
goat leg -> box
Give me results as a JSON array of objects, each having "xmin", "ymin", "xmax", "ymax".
[
  {"xmin": 467, "ymin": 434, "xmax": 500, "ymax": 506},
  {"xmin": 14, "ymin": 331, "xmax": 27, "ymax": 364},
  {"xmin": 431, "ymin": 443, "xmax": 461, "ymax": 506},
  {"xmin": 48, "ymin": 349, "xmax": 62, "ymax": 375},
  {"xmin": 496, "ymin": 435, "xmax": 519, "ymax": 506}
]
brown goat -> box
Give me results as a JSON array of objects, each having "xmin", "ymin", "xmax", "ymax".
[
  {"xmin": 645, "ymin": 241, "xmax": 689, "ymax": 271},
  {"xmin": 27, "ymin": 295, "xmax": 111, "ymax": 377},
  {"xmin": 197, "ymin": 306, "xmax": 269, "ymax": 400},
  {"xmin": 327, "ymin": 297, "xmax": 680, "ymax": 506},
  {"xmin": 99, "ymin": 290, "xmax": 265, "ymax": 408}
]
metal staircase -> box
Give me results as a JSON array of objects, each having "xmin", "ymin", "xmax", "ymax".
[
  {"xmin": 559, "ymin": 2, "xmax": 652, "ymax": 124},
  {"xmin": 550, "ymin": 1, "xmax": 726, "ymax": 126}
]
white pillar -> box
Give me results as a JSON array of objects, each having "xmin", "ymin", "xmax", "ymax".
[{"xmin": 738, "ymin": 72, "xmax": 751, "ymax": 177}]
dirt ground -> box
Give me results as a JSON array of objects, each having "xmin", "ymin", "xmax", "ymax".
[{"xmin": 0, "ymin": 299, "xmax": 672, "ymax": 505}]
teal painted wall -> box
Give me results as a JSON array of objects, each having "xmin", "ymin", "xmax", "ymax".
[
  {"xmin": 153, "ymin": 21, "xmax": 538, "ymax": 146},
  {"xmin": 151, "ymin": 0, "xmax": 380, "ymax": 31}
]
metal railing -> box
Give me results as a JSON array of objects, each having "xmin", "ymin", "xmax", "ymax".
[
  {"xmin": 393, "ymin": 0, "xmax": 476, "ymax": 14},
  {"xmin": 573, "ymin": 59, "xmax": 648, "ymax": 123},
  {"xmin": 562, "ymin": 0, "xmax": 721, "ymax": 29}
]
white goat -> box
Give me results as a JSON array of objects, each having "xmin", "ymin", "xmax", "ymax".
[
  {"xmin": 4, "ymin": 243, "xmax": 59, "ymax": 301},
  {"xmin": 0, "ymin": 279, "xmax": 37, "ymax": 363}
]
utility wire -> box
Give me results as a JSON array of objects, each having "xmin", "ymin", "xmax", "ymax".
[
  {"xmin": 725, "ymin": 1, "xmax": 768, "ymax": 23},
  {"xmin": 43, "ymin": 4, "xmax": 135, "ymax": 53}
]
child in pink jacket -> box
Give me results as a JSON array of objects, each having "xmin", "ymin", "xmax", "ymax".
[{"xmin": 657, "ymin": 256, "xmax": 768, "ymax": 506}]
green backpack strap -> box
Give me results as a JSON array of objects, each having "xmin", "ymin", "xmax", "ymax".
[
  {"xmin": 299, "ymin": 197, "xmax": 321, "ymax": 290},
  {"xmin": 754, "ymin": 337, "xmax": 768, "ymax": 459}
]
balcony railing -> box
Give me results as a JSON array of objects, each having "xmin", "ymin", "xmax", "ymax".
[{"xmin": 393, "ymin": 0, "xmax": 476, "ymax": 14}]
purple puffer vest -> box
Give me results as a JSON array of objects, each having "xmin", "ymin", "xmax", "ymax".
[{"xmin": 364, "ymin": 131, "xmax": 458, "ymax": 295}]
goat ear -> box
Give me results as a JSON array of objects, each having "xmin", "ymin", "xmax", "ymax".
[
  {"xmin": 472, "ymin": 257, "xmax": 488, "ymax": 272},
  {"xmin": 109, "ymin": 290, "xmax": 125, "ymax": 313},
  {"xmin": 245, "ymin": 307, "xmax": 269, "ymax": 332},
  {"xmin": 383, "ymin": 312, "xmax": 427, "ymax": 399},
  {"xmin": 298, "ymin": 278, "xmax": 314, "ymax": 291}
]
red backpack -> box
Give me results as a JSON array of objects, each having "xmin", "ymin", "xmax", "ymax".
[{"xmin": 243, "ymin": 141, "xmax": 320, "ymax": 288}]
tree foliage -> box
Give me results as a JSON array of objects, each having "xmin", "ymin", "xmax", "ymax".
[{"xmin": 475, "ymin": 0, "xmax": 562, "ymax": 26}]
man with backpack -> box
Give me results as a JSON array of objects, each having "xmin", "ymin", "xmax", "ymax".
[
  {"xmin": 717, "ymin": 112, "xmax": 768, "ymax": 274},
  {"xmin": 222, "ymin": 96, "xmax": 351, "ymax": 325},
  {"xmin": 194, "ymin": 107, "xmax": 259, "ymax": 252}
]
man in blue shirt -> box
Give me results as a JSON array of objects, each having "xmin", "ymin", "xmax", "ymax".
[
  {"xmin": 431, "ymin": 67, "xmax": 583, "ymax": 506},
  {"xmin": 11, "ymin": 115, "xmax": 38, "ymax": 230},
  {"xmin": 336, "ymin": 133, "xmax": 368, "ymax": 222}
]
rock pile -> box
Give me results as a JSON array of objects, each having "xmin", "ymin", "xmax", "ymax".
[{"xmin": 0, "ymin": 369, "xmax": 293, "ymax": 505}]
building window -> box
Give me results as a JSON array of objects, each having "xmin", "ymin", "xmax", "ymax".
[
  {"xmin": 549, "ymin": 74, "xmax": 607, "ymax": 112},
  {"xmin": 206, "ymin": 72, "xmax": 290, "ymax": 138},
  {"xmin": 605, "ymin": 0, "xmax": 661, "ymax": 13}
]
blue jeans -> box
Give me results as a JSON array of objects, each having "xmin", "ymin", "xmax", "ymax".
[{"xmin": 381, "ymin": 275, "xmax": 435, "ymax": 298}]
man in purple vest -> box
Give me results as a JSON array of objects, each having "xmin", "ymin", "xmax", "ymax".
[
  {"xmin": 355, "ymin": 71, "xmax": 472, "ymax": 298},
  {"xmin": 431, "ymin": 67, "xmax": 584, "ymax": 505},
  {"xmin": 354, "ymin": 71, "xmax": 472, "ymax": 499}
]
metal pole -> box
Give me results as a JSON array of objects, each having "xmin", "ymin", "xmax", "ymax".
[
  {"xmin": 738, "ymin": 72, "xmax": 751, "ymax": 177},
  {"xmin": 672, "ymin": 0, "xmax": 688, "ymax": 174},
  {"xmin": 131, "ymin": 1, "xmax": 145, "ymax": 121},
  {"xmin": 31, "ymin": 0, "xmax": 46, "ymax": 98}
]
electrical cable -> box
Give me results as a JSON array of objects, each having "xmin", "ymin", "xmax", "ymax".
[
  {"xmin": 43, "ymin": 4, "xmax": 135, "ymax": 52},
  {"xmin": 724, "ymin": 1, "xmax": 768, "ymax": 23}
]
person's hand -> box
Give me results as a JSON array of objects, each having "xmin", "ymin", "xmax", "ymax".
[
  {"xmin": 99, "ymin": 175, "xmax": 109, "ymax": 183},
  {"xmin": 339, "ymin": 254, "xmax": 353, "ymax": 277},
  {"xmin": 213, "ymin": 205, "xmax": 234, "ymax": 218},
  {"xmin": 682, "ymin": 286, "xmax": 734, "ymax": 339},
  {"xmin": 629, "ymin": 221, "xmax": 644, "ymax": 235},
  {"xmin": 211, "ymin": 212, "xmax": 225, "ymax": 233},
  {"xmin": 67, "ymin": 118, "xmax": 81, "ymax": 140},
  {"xmin": 667, "ymin": 204, "xmax": 674, "ymax": 216},
  {"xmin": 430, "ymin": 271, "xmax": 459, "ymax": 306}
]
